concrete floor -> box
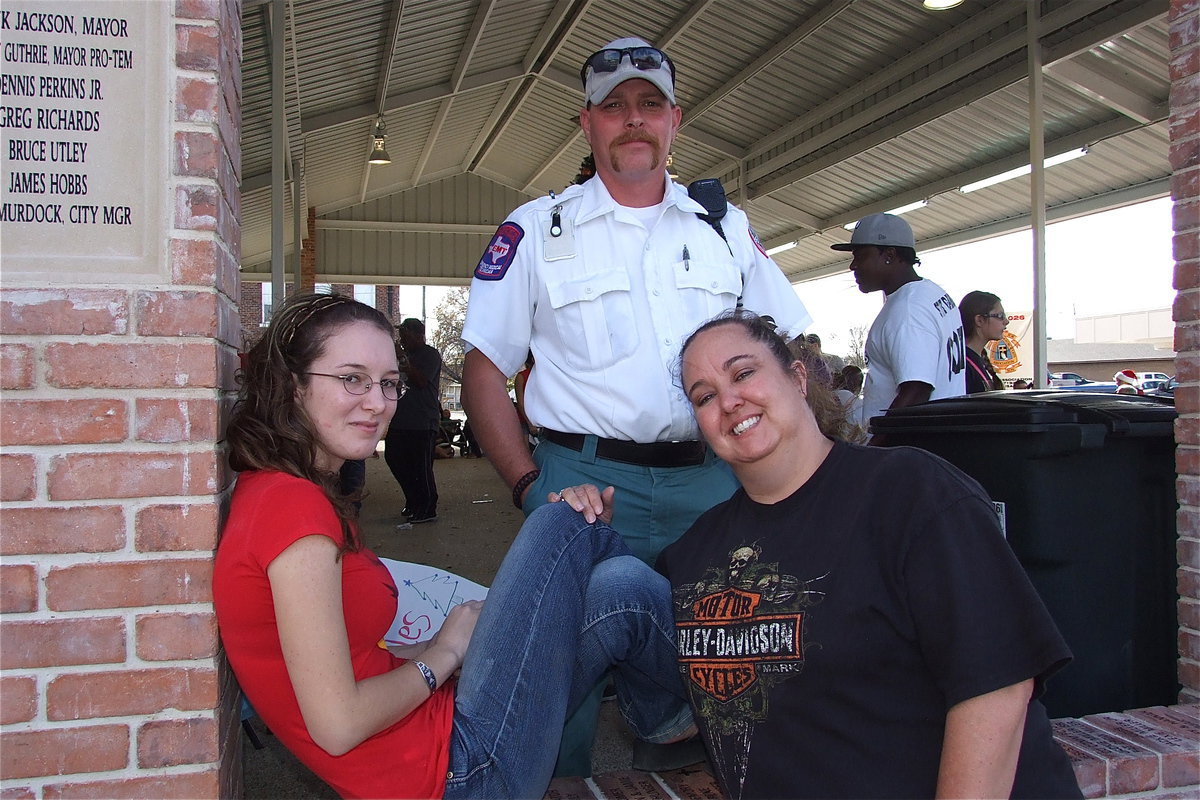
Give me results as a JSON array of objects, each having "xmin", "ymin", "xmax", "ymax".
[{"xmin": 241, "ymin": 451, "xmax": 640, "ymax": 798}]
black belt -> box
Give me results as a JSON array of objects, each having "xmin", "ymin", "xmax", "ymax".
[{"xmin": 541, "ymin": 429, "xmax": 707, "ymax": 468}]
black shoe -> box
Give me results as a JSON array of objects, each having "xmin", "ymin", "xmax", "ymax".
[
  {"xmin": 409, "ymin": 513, "xmax": 438, "ymax": 524},
  {"xmin": 631, "ymin": 737, "xmax": 707, "ymax": 772},
  {"xmin": 401, "ymin": 507, "xmax": 412, "ymax": 518}
]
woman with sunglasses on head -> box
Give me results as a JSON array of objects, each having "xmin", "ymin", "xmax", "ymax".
[
  {"xmin": 960, "ymin": 290, "xmax": 1008, "ymax": 393},
  {"xmin": 559, "ymin": 311, "xmax": 1082, "ymax": 799},
  {"xmin": 214, "ymin": 292, "xmax": 693, "ymax": 800}
]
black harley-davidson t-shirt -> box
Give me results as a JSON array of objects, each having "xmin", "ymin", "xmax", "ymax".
[{"xmin": 658, "ymin": 441, "xmax": 1082, "ymax": 800}]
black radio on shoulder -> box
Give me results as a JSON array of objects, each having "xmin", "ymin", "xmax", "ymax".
[{"xmin": 688, "ymin": 178, "xmax": 731, "ymax": 252}]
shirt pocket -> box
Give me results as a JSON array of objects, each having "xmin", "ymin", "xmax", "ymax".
[
  {"xmin": 673, "ymin": 259, "xmax": 743, "ymax": 319},
  {"xmin": 545, "ymin": 269, "xmax": 637, "ymax": 372}
]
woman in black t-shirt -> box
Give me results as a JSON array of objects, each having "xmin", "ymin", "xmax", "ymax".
[{"xmin": 649, "ymin": 311, "xmax": 1081, "ymax": 800}]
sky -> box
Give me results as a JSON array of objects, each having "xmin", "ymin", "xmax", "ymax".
[
  {"xmin": 796, "ymin": 197, "xmax": 1177, "ymax": 357},
  {"xmin": 393, "ymin": 197, "xmax": 1178, "ymax": 355}
]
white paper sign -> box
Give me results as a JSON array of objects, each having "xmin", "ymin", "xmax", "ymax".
[{"xmin": 381, "ymin": 558, "xmax": 489, "ymax": 645}]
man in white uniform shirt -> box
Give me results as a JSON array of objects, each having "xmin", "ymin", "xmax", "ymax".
[
  {"xmin": 832, "ymin": 213, "xmax": 965, "ymax": 443},
  {"xmin": 461, "ymin": 35, "xmax": 811, "ymax": 775}
]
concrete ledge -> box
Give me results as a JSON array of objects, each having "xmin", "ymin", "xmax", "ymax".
[{"xmin": 545, "ymin": 705, "xmax": 1200, "ymax": 800}]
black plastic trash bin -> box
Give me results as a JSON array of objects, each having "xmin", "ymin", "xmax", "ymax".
[{"xmin": 870, "ymin": 390, "xmax": 1179, "ymax": 719}]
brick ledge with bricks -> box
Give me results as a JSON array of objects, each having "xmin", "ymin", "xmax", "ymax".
[{"xmin": 543, "ymin": 704, "xmax": 1200, "ymax": 800}]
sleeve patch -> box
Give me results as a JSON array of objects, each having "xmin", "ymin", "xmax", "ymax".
[
  {"xmin": 748, "ymin": 225, "xmax": 768, "ymax": 258},
  {"xmin": 475, "ymin": 222, "xmax": 524, "ymax": 281}
]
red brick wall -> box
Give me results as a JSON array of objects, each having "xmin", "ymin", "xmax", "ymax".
[
  {"xmin": 301, "ymin": 207, "xmax": 317, "ymax": 290},
  {"xmin": 0, "ymin": 1, "xmax": 242, "ymax": 796},
  {"xmin": 239, "ymin": 280, "xmax": 264, "ymax": 344},
  {"xmin": 1170, "ymin": 0, "xmax": 1199, "ymax": 703}
]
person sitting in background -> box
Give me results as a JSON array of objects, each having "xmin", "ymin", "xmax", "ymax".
[
  {"xmin": 959, "ymin": 290, "xmax": 1007, "ymax": 393},
  {"xmin": 805, "ymin": 332, "xmax": 845, "ymax": 376},
  {"xmin": 1115, "ymin": 369, "xmax": 1142, "ymax": 395},
  {"xmin": 788, "ymin": 335, "xmax": 833, "ymax": 387},
  {"xmin": 833, "ymin": 364, "xmax": 866, "ymax": 439},
  {"xmin": 214, "ymin": 292, "xmax": 694, "ymax": 800},
  {"xmin": 654, "ymin": 310, "xmax": 1082, "ymax": 799}
]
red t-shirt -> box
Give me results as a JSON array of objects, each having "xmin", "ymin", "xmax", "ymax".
[{"xmin": 214, "ymin": 471, "xmax": 455, "ymax": 798}]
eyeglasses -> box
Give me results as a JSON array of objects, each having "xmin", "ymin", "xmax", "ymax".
[
  {"xmin": 982, "ymin": 313, "xmax": 1008, "ymax": 322},
  {"xmin": 579, "ymin": 46, "xmax": 675, "ymax": 86},
  {"xmin": 305, "ymin": 372, "xmax": 406, "ymax": 401}
]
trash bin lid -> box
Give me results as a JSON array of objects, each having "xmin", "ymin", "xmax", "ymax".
[{"xmin": 870, "ymin": 390, "xmax": 1176, "ymax": 436}]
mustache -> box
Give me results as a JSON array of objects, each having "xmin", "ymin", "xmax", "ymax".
[{"xmin": 612, "ymin": 131, "xmax": 659, "ymax": 147}]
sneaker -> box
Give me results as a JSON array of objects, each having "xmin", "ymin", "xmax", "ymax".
[
  {"xmin": 409, "ymin": 513, "xmax": 438, "ymax": 524},
  {"xmin": 631, "ymin": 737, "xmax": 707, "ymax": 772}
]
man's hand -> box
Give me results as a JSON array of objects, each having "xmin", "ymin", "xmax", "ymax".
[{"xmin": 549, "ymin": 484, "xmax": 615, "ymax": 524}]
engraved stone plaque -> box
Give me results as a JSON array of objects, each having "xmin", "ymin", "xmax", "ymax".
[{"xmin": 2, "ymin": 1, "xmax": 169, "ymax": 282}]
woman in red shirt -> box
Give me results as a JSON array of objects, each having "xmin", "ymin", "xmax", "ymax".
[{"xmin": 214, "ymin": 293, "xmax": 692, "ymax": 799}]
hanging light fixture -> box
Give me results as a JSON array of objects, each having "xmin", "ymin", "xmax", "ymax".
[
  {"xmin": 367, "ymin": 116, "xmax": 391, "ymax": 165},
  {"xmin": 923, "ymin": 0, "xmax": 964, "ymax": 10}
]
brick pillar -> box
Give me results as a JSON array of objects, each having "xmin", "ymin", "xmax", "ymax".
[
  {"xmin": 0, "ymin": 2, "xmax": 240, "ymax": 797},
  {"xmin": 1169, "ymin": 0, "xmax": 1199, "ymax": 702},
  {"xmin": 300, "ymin": 207, "xmax": 317, "ymax": 290},
  {"xmin": 239, "ymin": 281, "xmax": 263, "ymax": 345}
]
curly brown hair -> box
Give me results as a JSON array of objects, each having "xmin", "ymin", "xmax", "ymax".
[
  {"xmin": 225, "ymin": 292, "xmax": 396, "ymax": 553},
  {"xmin": 677, "ymin": 310, "xmax": 856, "ymax": 443}
]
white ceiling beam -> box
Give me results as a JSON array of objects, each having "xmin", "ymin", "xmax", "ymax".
[
  {"xmin": 412, "ymin": 1, "xmax": 497, "ymax": 186},
  {"xmin": 746, "ymin": 0, "xmax": 1167, "ymax": 199},
  {"xmin": 681, "ymin": 0, "xmax": 851, "ymax": 133},
  {"xmin": 755, "ymin": 111, "xmax": 1166, "ymax": 248},
  {"xmin": 469, "ymin": 0, "xmax": 596, "ymax": 170},
  {"xmin": 700, "ymin": 1, "xmax": 1046, "ymax": 199},
  {"xmin": 1046, "ymin": 54, "xmax": 1161, "ymax": 124},
  {"xmin": 317, "ymin": 220, "xmax": 498, "ymax": 234},
  {"xmin": 746, "ymin": 196, "xmax": 825, "ymax": 236},
  {"xmin": 302, "ymin": 65, "xmax": 524, "ymax": 134}
]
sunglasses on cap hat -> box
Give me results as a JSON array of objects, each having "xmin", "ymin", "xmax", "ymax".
[{"xmin": 579, "ymin": 46, "xmax": 676, "ymax": 85}]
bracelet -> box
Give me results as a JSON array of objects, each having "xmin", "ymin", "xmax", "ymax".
[
  {"xmin": 511, "ymin": 469, "xmax": 541, "ymax": 509},
  {"xmin": 413, "ymin": 660, "xmax": 437, "ymax": 693}
]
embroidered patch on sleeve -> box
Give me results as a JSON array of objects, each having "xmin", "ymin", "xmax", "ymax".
[
  {"xmin": 475, "ymin": 222, "xmax": 524, "ymax": 281},
  {"xmin": 748, "ymin": 225, "xmax": 768, "ymax": 258}
]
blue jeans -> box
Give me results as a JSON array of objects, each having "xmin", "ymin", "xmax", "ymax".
[
  {"xmin": 443, "ymin": 502, "xmax": 692, "ymax": 799},
  {"xmin": 523, "ymin": 438, "xmax": 737, "ymax": 777}
]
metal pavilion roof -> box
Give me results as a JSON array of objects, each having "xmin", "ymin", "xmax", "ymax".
[{"xmin": 237, "ymin": 0, "xmax": 1171, "ymax": 285}]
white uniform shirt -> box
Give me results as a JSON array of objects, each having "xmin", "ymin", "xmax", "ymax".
[
  {"xmin": 462, "ymin": 174, "xmax": 811, "ymax": 443},
  {"xmin": 861, "ymin": 278, "xmax": 966, "ymax": 428}
]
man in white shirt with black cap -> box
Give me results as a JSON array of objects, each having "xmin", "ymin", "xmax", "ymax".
[
  {"xmin": 461, "ymin": 34, "xmax": 811, "ymax": 775},
  {"xmin": 832, "ymin": 212, "xmax": 966, "ymax": 442}
]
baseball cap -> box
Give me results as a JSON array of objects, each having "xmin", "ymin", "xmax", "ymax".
[
  {"xmin": 582, "ymin": 37, "xmax": 676, "ymax": 106},
  {"xmin": 398, "ymin": 317, "xmax": 424, "ymax": 334},
  {"xmin": 830, "ymin": 213, "xmax": 916, "ymax": 251}
]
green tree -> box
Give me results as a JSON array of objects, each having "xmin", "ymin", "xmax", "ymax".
[
  {"xmin": 431, "ymin": 287, "xmax": 469, "ymax": 384},
  {"xmin": 845, "ymin": 325, "xmax": 867, "ymax": 368}
]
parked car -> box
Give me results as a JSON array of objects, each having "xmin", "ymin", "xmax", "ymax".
[
  {"xmin": 1137, "ymin": 372, "xmax": 1171, "ymax": 387},
  {"xmin": 1150, "ymin": 376, "xmax": 1178, "ymax": 398},
  {"xmin": 1049, "ymin": 372, "xmax": 1089, "ymax": 386}
]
